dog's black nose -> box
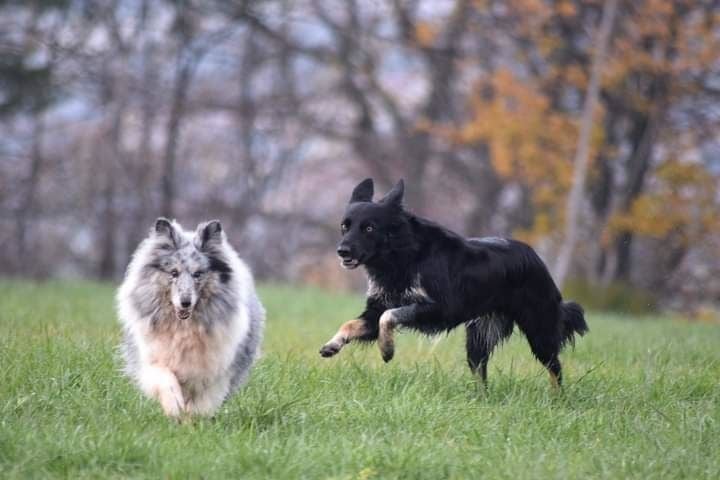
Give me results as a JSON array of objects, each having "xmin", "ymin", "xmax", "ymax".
[
  {"xmin": 181, "ymin": 299, "xmax": 191, "ymax": 308},
  {"xmin": 337, "ymin": 245, "xmax": 352, "ymax": 259}
]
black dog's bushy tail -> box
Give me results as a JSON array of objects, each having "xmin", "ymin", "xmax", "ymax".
[{"xmin": 560, "ymin": 301, "xmax": 588, "ymax": 349}]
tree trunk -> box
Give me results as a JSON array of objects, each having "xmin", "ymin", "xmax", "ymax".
[
  {"xmin": 98, "ymin": 98, "xmax": 127, "ymax": 280},
  {"xmin": 598, "ymin": 107, "xmax": 662, "ymax": 284},
  {"xmin": 15, "ymin": 115, "xmax": 44, "ymax": 275},
  {"xmin": 463, "ymin": 145, "xmax": 503, "ymax": 235},
  {"xmin": 161, "ymin": 52, "xmax": 193, "ymax": 218},
  {"xmin": 126, "ymin": 2, "xmax": 157, "ymax": 259},
  {"xmin": 553, "ymin": 0, "xmax": 618, "ymax": 289},
  {"xmin": 98, "ymin": 172, "xmax": 118, "ymax": 279}
]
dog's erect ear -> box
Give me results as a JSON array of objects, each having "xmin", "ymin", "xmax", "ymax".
[
  {"xmin": 195, "ymin": 220, "xmax": 223, "ymax": 251},
  {"xmin": 154, "ymin": 217, "xmax": 180, "ymax": 248},
  {"xmin": 379, "ymin": 179, "xmax": 404, "ymax": 207},
  {"xmin": 349, "ymin": 178, "xmax": 374, "ymax": 203}
]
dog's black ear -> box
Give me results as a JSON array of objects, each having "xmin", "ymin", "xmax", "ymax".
[
  {"xmin": 379, "ymin": 179, "xmax": 404, "ymax": 207},
  {"xmin": 349, "ymin": 178, "xmax": 374, "ymax": 203},
  {"xmin": 154, "ymin": 217, "xmax": 180, "ymax": 248},
  {"xmin": 195, "ymin": 220, "xmax": 223, "ymax": 251}
]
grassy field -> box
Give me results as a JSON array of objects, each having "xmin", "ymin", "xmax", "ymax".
[{"xmin": 1, "ymin": 280, "xmax": 719, "ymax": 479}]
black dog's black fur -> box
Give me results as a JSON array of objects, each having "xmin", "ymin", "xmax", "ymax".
[{"xmin": 319, "ymin": 178, "xmax": 588, "ymax": 386}]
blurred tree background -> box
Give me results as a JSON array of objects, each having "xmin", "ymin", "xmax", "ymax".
[{"xmin": 1, "ymin": 0, "xmax": 719, "ymax": 318}]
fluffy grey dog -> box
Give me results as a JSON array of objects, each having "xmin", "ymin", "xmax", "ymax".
[{"xmin": 117, "ymin": 218, "xmax": 264, "ymax": 417}]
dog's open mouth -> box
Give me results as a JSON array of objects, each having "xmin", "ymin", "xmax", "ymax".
[
  {"xmin": 341, "ymin": 258, "xmax": 360, "ymax": 269},
  {"xmin": 176, "ymin": 309, "xmax": 192, "ymax": 320}
]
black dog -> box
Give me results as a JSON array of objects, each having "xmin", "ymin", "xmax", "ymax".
[{"xmin": 319, "ymin": 178, "xmax": 588, "ymax": 387}]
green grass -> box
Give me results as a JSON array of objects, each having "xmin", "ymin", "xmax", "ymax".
[{"xmin": 1, "ymin": 280, "xmax": 719, "ymax": 479}]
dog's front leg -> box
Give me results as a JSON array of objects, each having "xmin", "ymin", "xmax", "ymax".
[
  {"xmin": 319, "ymin": 319, "xmax": 373, "ymax": 358},
  {"xmin": 185, "ymin": 379, "xmax": 229, "ymax": 417},
  {"xmin": 378, "ymin": 303, "xmax": 440, "ymax": 362},
  {"xmin": 139, "ymin": 365, "xmax": 185, "ymax": 418}
]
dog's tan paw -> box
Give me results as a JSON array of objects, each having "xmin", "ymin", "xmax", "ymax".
[
  {"xmin": 379, "ymin": 339, "xmax": 395, "ymax": 363},
  {"xmin": 319, "ymin": 342, "xmax": 342, "ymax": 358}
]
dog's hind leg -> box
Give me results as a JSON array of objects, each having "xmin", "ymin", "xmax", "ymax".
[
  {"xmin": 139, "ymin": 365, "xmax": 185, "ymax": 417},
  {"xmin": 465, "ymin": 325, "xmax": 490, "ymax": 384},
  {"xmin": 515, "ymin": 305, "xmax": 564, "ymax": 389},
  {"xmin": 524, "ymin": 331, "xmax": 563, "ymax": 389},
  {"xmin": 465, "ymin": 316, "xmax": 513, "ymax": 385},
  {"xmin": 533, "ymin": 343, "xmax": 562, "ymax": 389}
]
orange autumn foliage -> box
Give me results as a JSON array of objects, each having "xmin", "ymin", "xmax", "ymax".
[
  {"xmin": 414, "ymin": 21, "xmax": 438, "ymax": 47},
  {"xmin": 608, "ymin": 161, "xmax": 720, "ymax": 245},
  {"xmin": 455, "ymin": 68, "xmax": 594, "ymax": 241},
  {"xmin": 448, "ymin": 0, "xmax": 718, "ymax": 246}
]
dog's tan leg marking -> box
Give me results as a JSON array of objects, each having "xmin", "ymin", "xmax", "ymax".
[
  {"xmin": 140, "ymin": 365, "xmax": 186, "ymax": 417},
  {"xmin": 549, "ymin": 371, "xmax": 561, "ymax": 390},
  {"xmin": 319, "ymin": 319, "xmax": 367, "ymax": 358},
  {"xmin": 378, "ymin": 310, "xmax": 398, "ymax": 363}
]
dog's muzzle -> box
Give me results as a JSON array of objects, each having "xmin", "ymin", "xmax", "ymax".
[
  {"xmin": 176, "ymin": 308, "xmax": 192, "ymax": 320},
  {"xmin": 337, "ymin": 245, "xmax": 360, "ymax": 269},
  {"xmin": 340, "ymin": 258, "xmax": 360, "ymax": 269}
]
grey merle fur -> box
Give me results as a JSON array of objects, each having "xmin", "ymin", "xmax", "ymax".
[{"xmin": 117, "ymin": 218, "xmax": 264, "ymax": 417}]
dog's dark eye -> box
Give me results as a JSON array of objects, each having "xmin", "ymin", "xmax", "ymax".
[
  {"xmin": 192, "ymin": 271, "xmax": 202, "ymax": 279},
  {"xmin": 170, "ymin": 270, "xmax": 179, "ymax": 278},
  {"xmin": 341, "ymin": 223, "xmax": 349, "ymax": 233},
  {"xmin": 365, "ymin": 225, "xmax": 374, "ymax": 233}
]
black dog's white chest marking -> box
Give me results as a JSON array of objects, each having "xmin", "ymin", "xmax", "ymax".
[{"xmin": 367, "ymin": 275, "xmax": 431, "ymax": 306}]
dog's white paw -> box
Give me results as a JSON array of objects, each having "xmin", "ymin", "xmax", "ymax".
[{"xmin": 159, "ymin": 385, "xmax": 185, "ymax": 418}]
